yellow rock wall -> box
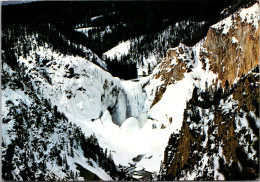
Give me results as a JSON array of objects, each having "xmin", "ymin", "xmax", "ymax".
[{"xmin": 203, "ymin": 16, "xmax": 259, "ymax": 85}]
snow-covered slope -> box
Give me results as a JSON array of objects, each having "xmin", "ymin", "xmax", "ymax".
[
  {"xmin": 102, "ymin": 39, "xmax": 159, "ymax": 77},
  {"xmin": 13, "ymin": 44, "xmax": 170, "ymax": 172},
  {"xmin": 2, "ymin": 41, "xmax": 154, "ymax": 174},
  {"xmin": 130, "ymin": 41, "xmax": 218, "ymax": 173},
  {"xmin": 17, "ymin": 45, "xmax": 127, "ymax": 124},
  {"xmin": 211, "ymin": 3, "xmax": 259, "ymax": 34},
  {"xmin": 103, "ymin": 40, "xmax": 131, "ymax": 60},
  {"xmin": 2, "ymin": 63, "xmax": 115, "ymax": 180}
]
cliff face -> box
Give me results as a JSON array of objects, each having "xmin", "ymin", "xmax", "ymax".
[
  {"xmin": 155, "ymin": 44, "xmax": 195, "ymax": 83},
  {"xmin": 154, "ymin": 3, "xmax": 259, "ymax": 180},
  {"xmin": 150, "ymin": 3, "xmax": 259, "ymax": 116},
  {"xmin": 151, "ymin": 44, "xmax": 194, "ymax": 108},
  {"xmin": 202, "ymin": 3, "xmax": 259, "ymax": 85},
  {"xmin": 161, "ymin": 68, "xmax": 259, "ymax": 180},
  {"xmin": 150, "ymin": 3, "xmax": 259, "ymax": 110}
]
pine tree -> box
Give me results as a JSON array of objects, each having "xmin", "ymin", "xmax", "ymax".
[
  {"xmin": 225, "ymin": 80, "xmax": 230, "ymax": 92},
  {"xmin": 2, "ymin": 143, "xmax": 15, "ymax": 180},
  {"xmin": 70, "ymin": 145, "xmax": 74, "ymax": 158}
]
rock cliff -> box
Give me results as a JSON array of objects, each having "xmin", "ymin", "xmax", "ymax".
[
  {"xmin": 156, "ymin": 3, "xmax": 259, "ymax": 180},
  {"xmin": 203, "ymin": 3, "xmax": 259, "ymax": 85}
]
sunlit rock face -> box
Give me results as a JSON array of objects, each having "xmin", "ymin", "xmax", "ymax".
[
  {"xmin": 203, "ymin": 3, "xmax": 259, "ymax": 85},
  {"xmin": 159, "ymin": 3, "xmax": 259, "ymax": 180}
]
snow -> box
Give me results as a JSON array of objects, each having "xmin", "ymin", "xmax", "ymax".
[
  {"xmin": 74, "ymin": 107, "xmax": 177, "ymax": 172},
  {"xmin": 76, "ymin": 25, "xmax": 113, "ymax": 39},
  {"xmin": 2, "ymin": 86, "xmax": 32, "ymax": 145},
  {"xmin": 126, "ymin": 41, "xmax": 218, "ymax": 173},
  {"xmin": 134, "ymin": 122, "xmax": 173, "ymax": 172},
  {"xmin": 46, "ymin": 142, "xmax": 113, "ymax": 180},
  {"xmin": 102, "ymin": 36, "xmax": 162, "ymax": 77},
  {"xmin": 211, "ymin": 15, "xmax": 232, "ymax": 34},
  {"xmin": 201, "ymin": 109, "xmax": 212, "ymax": 148},
  {"xmin": 75, "ymin": 27, "xmax": 96, "ymax": 36},
  {"xmin": 103, "ymin": 40, "xmax": 131, "ymax": 60},
  {"xmin": 101, "ymin": 110, "xmax": 113, "ymax": 126},
  {"xmin": 185, "ymin": 171, "xmax": 197, "ymax": 180},
  {"xmin": 249, "ymin": 111, "xmax": 260, "ymax": 128},
  {"xmin": 102, "ymin": 39, "xmax": 160, "ymax": 77},
  {"xmin": 121, "ymin": 80, "xmax": 147, "ymax": 119},
  {"xmin": 132, "ymin": 175, "xmax": 143, "ymax": 180},
  {"xmin": 134, "ymin": 166, "xmax": 144, "ymax": 171},
  {"xmin": 137, "ymin": 54, "xmax": 159, "ymax": 76},
  {"xmin": 11, "ymin": 46, "xmax": 143, "ymax": 175},
  {"xmin": 234, "ymin": 109, "xmax": 258, "ymax": 160},
  {"xmin": 78, "ymin": 43, "xmax": 107, "ymax": 70},
  {"xmin": 121, "ymin": 117, "xmax": 140, "ymax": 134},
  {"xmin": 213, "ymin": 154, "xmax": 225, "ymax": 180},
  {"xmin": 148, "ymin": 75, "xmax": 193, "ymax": 130},
  {"xmin": 91, "ymin": 15, "xmax": 103, "ymax": 21},
  {"xmin": 239, "ymin": 3, "xmax": 259, "ymax": 28},
  {"xmin": 3, "ymin": 4, "xmax": 258, "ymax": 178},
  {"xmin": 232, "ymin": 36, "xmax": 238, "ymax": 44},
  {"xmin": 2, "ymin": 77, "xmax": 113, "ymax": 181},
  {"xmin": 1, "ymin": 3, "xmax": 259, "ymax": 182},
  {"xmin": 211, "ymin": 3, "xmax": 259, "ymax": 34},
  {"xmin": 148, "ymin": 42, "xmax": 217, "ymax": 132},
  {"xmin": 13, "ymin": 39, "xmax": 219, "ymax": 175},
  {"xmin": 19, "ymin": 46, "xmax": 122, "ymax": 122}
]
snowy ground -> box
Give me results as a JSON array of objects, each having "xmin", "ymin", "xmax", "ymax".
[
  {"xmin": 211, "ymin": 3, "xmax": 259, "ymax": 34},
  {"xmin": 102, "ymin": 40, "xmax": 160, "ymax": 77},
  {"xmin": 103, "ymin": 41, "xmax": 131, "ymax": 60}
]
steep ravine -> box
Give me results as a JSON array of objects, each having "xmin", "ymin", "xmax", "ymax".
[
  {"xmin": 101, "ymin": 2, "xmax": 260, "ymax": 172},
  {"xmin": 2, "ymin": 2, "xmax": 259, "ymax": 181}
]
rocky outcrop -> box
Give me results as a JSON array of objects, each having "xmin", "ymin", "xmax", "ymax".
[
  {"xmin": 155, "ymin": 45, "xmax": 194, "ymax": 83},
  {"xmin": 151, "ymin": 44, "xmax": 195, "ymax": 108},
  {"xmin": 157, "ymin": 3, "xmax": 259, "ymax": 180},
  {"xmin": 150, "ymin": 3, "xmax": 259, "ymax": 112},
  {"xmin": 161, "ymin": 68, "xmax": 259, "ymax": 180},
  {"xmin": 202, "ymin": 3, "xmax": 259, "ymax": 85}
]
